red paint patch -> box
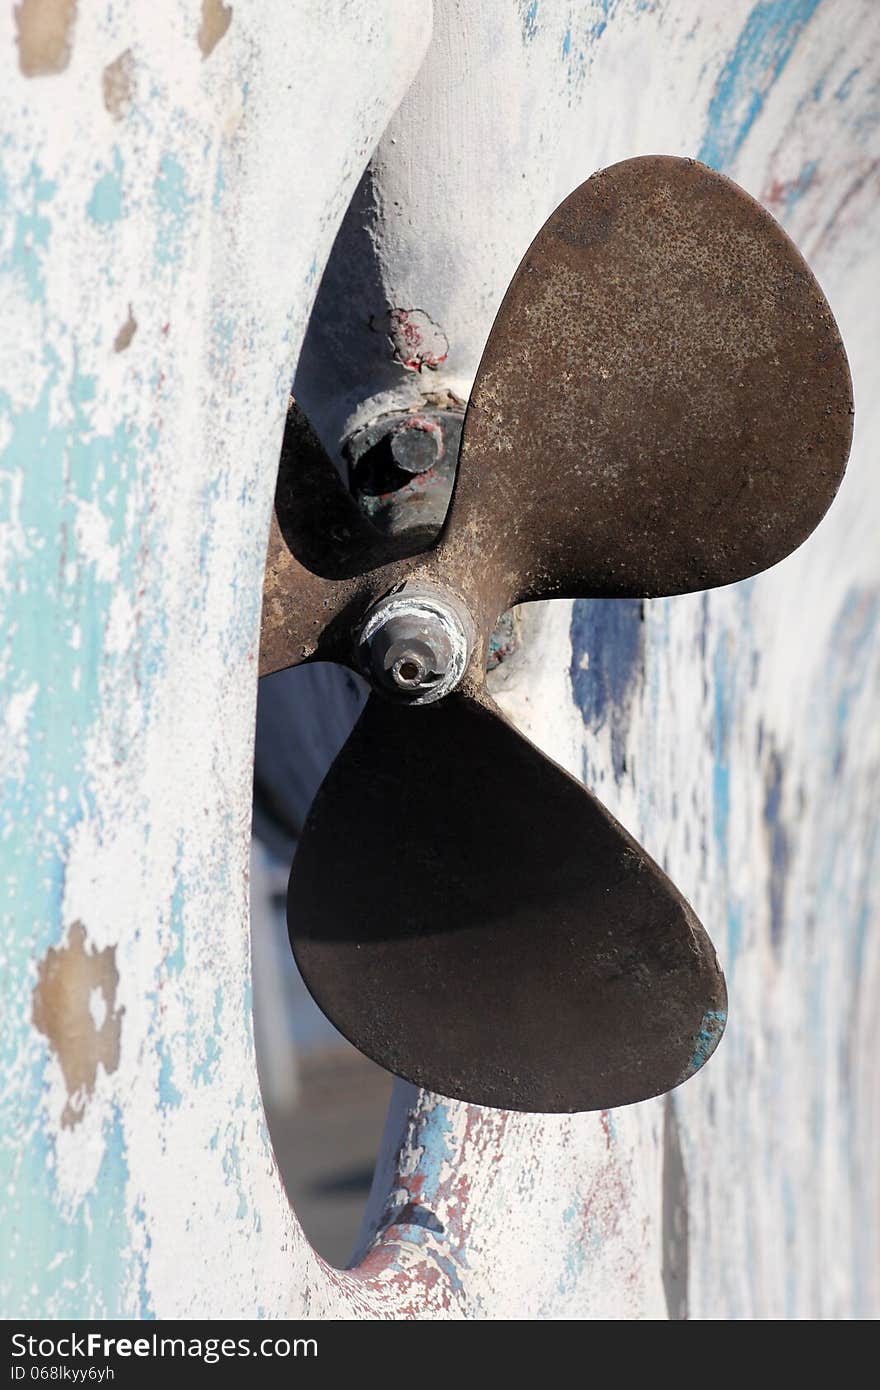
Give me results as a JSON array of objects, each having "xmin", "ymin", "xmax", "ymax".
[{"xmin": 374, "ymin": 308, "xmax": 449, "ymax": 373}]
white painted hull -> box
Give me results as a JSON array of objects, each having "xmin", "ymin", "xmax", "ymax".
[{"xmin": 2, "ymin": 0, "xmax": 877, "ymax": 1318}]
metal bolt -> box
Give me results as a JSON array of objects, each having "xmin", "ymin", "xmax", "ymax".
[
  {"xmin": 388, "ymin": 422, "xmax": 442, "ymax": 475},
  {"xmin": 358, "ymin": 589, "xmax": 473, "ymax": 704},
  {"xmin": 344, "ymin": 408, "xmax": 464, "ymax": 541}
]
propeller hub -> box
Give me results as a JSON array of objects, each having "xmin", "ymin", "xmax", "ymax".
[{"xmin": 359, "ymin": 588, "xmax": 473, "ymax": 704}]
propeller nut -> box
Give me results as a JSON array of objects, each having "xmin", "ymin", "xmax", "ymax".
[{"xmin": 359, "ymin": 589, "xmax": 473, "ymax": 705}]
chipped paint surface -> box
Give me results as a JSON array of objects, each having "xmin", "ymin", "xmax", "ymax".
[
  {"xmin": 198, "ymin": 0, "xmax": 233, "ymax": 60},
  {"xmin": 32, "ymin": 922, "xmax": 123, "ymax": 1129},
  {"xmin": 102, "ymin": 49, "xmax": 135, "ymax": 120},
  {"xmin": 14, "ymin": 0, "xmax": 77, "ymax": 77},
  {"xmin": 381, "ymin": 308, "xmax": 449, "ymax": 373},
  {"xmin": 571, "ymin": 599, "xmax": 644, "ymax": 783},
  {"xmin": 0, "ymin": 0, "xmax": 432, "ymax": 1319},
  {"xmin": 112, "ymin": 303, "xmax": 137, "ymax": 353},
  {"xmin": 2, "ymin": 0, "xmax": 879, "ymax": 1320}
]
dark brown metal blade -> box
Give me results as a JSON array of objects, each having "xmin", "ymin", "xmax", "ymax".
[
  {"xmin": 442, "ymin": 155, "xmax": 853, "ymax": 604},
  {"xmin": 288, "ymin": 690, "xmax": 727, "ymax": 1112},
  {"xmin": 260, "ymin": 401, "xmax": 423, "ymax": 677}
]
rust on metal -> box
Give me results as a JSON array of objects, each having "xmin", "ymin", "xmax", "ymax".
[
  {"xmin": 260, "ymin": 156, "xmax": 852, "ymax": 1112},
  {"xmin": 290, "ymin": 690, "xmax": 727, "ymax": 1112},
  {"xmin": 261, "ymin": 157, "xmax": 852, "ymax": 684},
  {"xmin": 447, "ymin": 155, "xmax": 853, "ymax": 604}
]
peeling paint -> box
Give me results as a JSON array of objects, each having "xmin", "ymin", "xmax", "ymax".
[
  {"xmin": 2, "ymin": 0, "xmax": 877, "ymax": 1324},
  {"xmin": 683, "ymin": 1010, "xmax": 727, "ymax": 1080},
  {"xmin": 570, "ymin": 598, "xmax": 644, "ymax": 782},
  {"xmin": 31, "ymin": 923, "xmax": 123, "ymax": 1128},
  {"xmin": 14, "ymin": 0, "xmax": 77, "ymax": 78},
  {"xmin": 374, "ymin": 307, "xmax": 449, "ymax": 373},
  {"xmin": 698, "ymin": 0, "xmax": 823, "ymax": 172},
  {"xmin": 87, "ymin": 150, "xmax": 125, "ymax": 226},
  {"xmin": 520, "ymin": 0, "xmax": 540, "ymax": 43},
  {"xmin": 198, "ymin": 0, "xmax": 233, "ymax": 59},
  {"xmin": 113, "ymin": 305, "xmax": 137, "ymax": 353},
  {"xmin": 102, "ymin": 50, "xmax": 135, "ymax": 121},
  {"xmin": 1, "ymin": 0, "xmax": 434, "ymax": 1320},
  {"xmin": 153, "ymin": 155, "xmax": 195, "ymax": 267}
]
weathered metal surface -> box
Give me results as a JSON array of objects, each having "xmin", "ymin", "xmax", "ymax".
[
  {"xmin": 346, "ymin": 406, "xmax": 464, "ymax": 539},
  {"xmin": 357, "ymin": 588, "xmax": 473, "ymax": 703},
  {"xmin": 3, "ymin": 0, "xmax": 879, "ymax": 1322},
  {"xmin": 261, "ymin": 158, "xmax": 852, "ymax": 685},
  {"xmin": 452, "ymin": 156, "xmax": 853, "ymax": 602},
  {"xmin": 290, "ymin": 688, "xmax": 726, "ymax": 1111},
  {"xmin": 268, "ymin": 155, "xmax": 850, "ymax": 1114}
]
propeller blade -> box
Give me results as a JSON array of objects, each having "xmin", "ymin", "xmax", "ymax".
[
  {"xmin": 288, "ymin": 690, "xmax": 726, "ymax": 1112},
  {"xmin": 443, "ymin": 155, "xmax": 853, "ymax": 604},
  {"xmin": 260, "ymin": 401, "xmax": 422, "ymax": 676}
]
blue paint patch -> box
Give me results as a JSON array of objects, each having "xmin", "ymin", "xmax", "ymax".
[
  {"xmin": 521, "ymin": 0, "xmax": 540, "ymax": 41},
  {"xmin": 553, "ymin": 1, "xmax": 627, "ymax": 86},
  {"xmin": 556, "ymin": 1201, "xmax": 607, "ymax": 1296},
  {"xmin": 0, "ymin": 343, "xmax": 160, "ymax": 942},
  {"xmin": 835, "ymin": 66, "xmax": 860, "ymax": 102},
  {"xmin": 416, "ymin": 1103, "xmax": 454, "ymax": 1199},
  {"xmin": 571, "ymin": 598, "xmax": 644, "ymax": 782},
  {"xmin": 154, "ymin": 155, "xmax": 196, "ymax": 268},
  {"xmin": 87, "ymin": 149, "xmax": 125, "ymax": 226},
  {"xmin": 432, "ymin": 1250, "xmax": 464, "ymax": 1294},
  {"xmin": 212, "ymin": 155, "xmax": 226, "ymax": 211},
  {"xmin": 0, "ymin": 160, "xmax": 56, "ymax": 302},
  {"xmin": 133, "ymin": 1201, "xmax": 154, "ymax": 1319},
  {"xmin": 157, "ymin": 1040, "xmax": 182, "ymax": 1109},
  {"xmin": 683, "ymin": 1009, "xmax": 727, "ymax": 1078},
  {"xmin": 210, "ymin": 310, "xmax": 237, "ymax": 368},
  {"xmin": 192, "ymin": 987, "xmax": 224, "ymax": 1084},
  {"xmin": 698, "ymin": 0, "xmax": 823, "ymax": 172},
  {"xmin": 166, "ymin": 848, "xmax": 187, "ymax": 974},
  {"xmin": 383, "ymin": 1102, "xmax": 464, "ymax": 1279},
  {"xmin": 778, "ymin": 158, "xmax": 819, "ymax": 220},
  {"xmin": 220, "ymin": 1128, "xmax": 250, "ymax": 1223},
  {"xmin": 0, "ymin": 1100, "xmax": 137, "ymax": 1316},
  {"xmin": 727, "ymin": 900, "xmax": 744, "ymax": 962},
  {"xmin": 0, "ymin": 160, "xmax": 169, "ymax": 1309}
]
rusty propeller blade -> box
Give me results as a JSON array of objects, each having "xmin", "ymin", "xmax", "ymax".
[
  {"xmin": 288, "ymin": 691, "xmax": 727, "ymax": 1113},
  {"xmin": 443, "ymin": 155, "xmax": 853, "ymax": 604}
]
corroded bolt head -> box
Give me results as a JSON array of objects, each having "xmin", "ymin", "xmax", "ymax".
[
  {"xmin": 358, "ymin": 589, "xmax": 472, "ymax": 705},
  {"xmin": 388, "ymin": 423, "xmax": 442, "ymax": 475}
]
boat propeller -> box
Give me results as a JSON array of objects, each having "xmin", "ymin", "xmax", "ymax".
[{"xmin": 259, "ymin": 156, "xmax": 852, "ymax": 1113}]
